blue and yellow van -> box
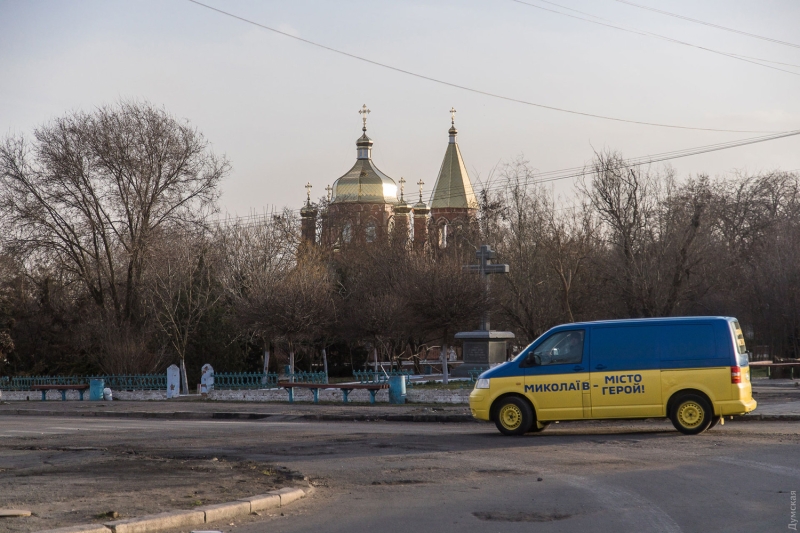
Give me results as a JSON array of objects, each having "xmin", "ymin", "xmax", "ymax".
[{"xmin": 469, "ymin": 317, "xmax": 756, "ymax": 435}]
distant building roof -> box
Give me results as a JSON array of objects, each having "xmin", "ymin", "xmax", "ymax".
[{"xmin": 430, "ymin": 121, "xmax": 478, "ymax": 209}]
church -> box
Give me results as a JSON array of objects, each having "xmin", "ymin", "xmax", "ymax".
[{"xmin": 300, "ymin": 106, "xmax": 479, "ymax": 250}]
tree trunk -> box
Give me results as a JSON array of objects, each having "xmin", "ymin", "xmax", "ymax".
[
  {"xmin": 441, "ymin": 341, "xmax": 449, "ymax": 385},
  {"xmin": 322, "ymin": 347, "xmax": 329, "ymax": 384},
  {"xmin": 262, "ymin": 347, "xmax": 270, "ymax": 384},
  {"xmin": 289, "ymin": 347, "xmax": 295, "ymax": 382},
  {"xmin": 180, "ymin": 358, "xmax": 189, "ymax": 395},
  {"xmin": 373, "ymin": 346, "xmax": 379, "ymax": 374}
]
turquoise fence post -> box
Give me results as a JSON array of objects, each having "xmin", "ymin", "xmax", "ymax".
[{"xmin": 89, "ymin": 379, "xmax": 105, "ymax": 401}]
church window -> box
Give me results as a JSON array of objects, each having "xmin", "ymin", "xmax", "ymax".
[
  {"xmin": 343, "ymin": 221, "xmax": 353, "ymax": 244},
  {"xmin": 365, "ymin": 220, "xmax": 377, "ymax": 243},
  {"xmin": 439, "ymin": 222, "xmax": 449, "ymax": 248}
]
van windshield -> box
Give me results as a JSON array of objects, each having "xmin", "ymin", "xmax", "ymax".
[{"xmin": 731, "ymin": 320, "xmax": 749, "ymax": 366}]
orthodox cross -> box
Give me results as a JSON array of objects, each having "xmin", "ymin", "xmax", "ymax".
[
  {"xmin": 325, "ymin": 184, "xmax": 332, "ymax": 202},
  {"xmin": 464, "ymin": 244, "xmax": 509, "ymax": 331},
  {"xmin": 359, "ymin": 104, "xmax": 370, "ymax": 130},
  {"xmin": 305, "ymin": 182, "xmax": 312, "ymax": 204},
  {"xmin": 450, "ymin": 107, "xmax": 457, "ymax": 125},
  {"xmin": 399, "ymin": 177, "xmax": 406, "ymax": 202},
  {"xmin": 417, "ymin": 179, "xmax": 424, "ymax": 203}
]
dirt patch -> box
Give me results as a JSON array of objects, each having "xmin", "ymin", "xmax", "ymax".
[{"xmin": 0, "ymin": 445, "xmax": 300, "ymax": 533}]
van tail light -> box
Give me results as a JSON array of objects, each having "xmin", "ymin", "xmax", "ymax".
[{"xmin": 731, "ymin": 367, "xmax": 742, "ymax": 384}]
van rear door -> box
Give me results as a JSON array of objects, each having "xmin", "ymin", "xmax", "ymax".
[{"xmin": 589, "ymin": 325, "xmax": 663, "ymax": 418}]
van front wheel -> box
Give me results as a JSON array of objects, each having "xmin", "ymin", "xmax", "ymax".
[
  {"xmin": 670, "ymin": 394, "xmax": 713, "ymax": 435},
  {"xmin": 494, "ymin": 397, "xmax": 533, "ymax": 436}
]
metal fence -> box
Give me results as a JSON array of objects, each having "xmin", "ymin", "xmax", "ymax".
[
  {"xmin": 289, "ymin": 371, "xmax": 327, "ymax": 384},
  {"xmin": 0, "ymin": 371, "xmax": 328, "ymax": 392},
  {"xmin": 0, "ymin": 374, "xmax": 167, "ymax": 391},
  {"xmin": 214, "ymin": 372, "xmax": 279, "ymax": 390},
  {"xmin": 354, "ymin": 370, "xmax": 413, "ymax": 386}
]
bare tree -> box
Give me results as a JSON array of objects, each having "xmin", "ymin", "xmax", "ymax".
[
  {"xmin": 542, "ymin": 201, "xmax": 595, "ymax": 323},
  {"xmin": 581, "ymin": 150, "xmax": 710, "ymax": 317},
  {"xmin": 147, "ymin": 233, "xmax": 220, "ymax": 394},
  {"xmin": 406, "ymin": 252, "xmax": 486, "ymax": 380},
  {"xmin": 0, "ymin": 101, "xmax": 228, "ymax": 371},
  {"xmin": 218, "ymin": 211, "xmax": 300, "ymax": 375},
  {"xmin": 482, "ymin": 160, "xmax": 570, "ymax": 341}
]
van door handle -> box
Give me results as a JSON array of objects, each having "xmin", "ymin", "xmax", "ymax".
[
  {"xmin": 595, "ymin": 364, "xmax": 607, "ymax": 370},
  {"xmin": 573, "ymin": 365, "xmax": 584, "ymax": 372}
]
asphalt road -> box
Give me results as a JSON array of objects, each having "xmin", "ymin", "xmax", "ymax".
[{"xmin": 1, "ymin": 415, "xmax": 798, "ymax": 533}]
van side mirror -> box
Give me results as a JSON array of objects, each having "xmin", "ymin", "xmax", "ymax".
[{"xmin": 521, "ymin": 353, "xmax": 541, "ymax": 367}]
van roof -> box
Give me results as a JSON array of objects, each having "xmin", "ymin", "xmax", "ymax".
[{"xmin": 557, "ymin": 316, "xmax": 734, "ymax": 329}]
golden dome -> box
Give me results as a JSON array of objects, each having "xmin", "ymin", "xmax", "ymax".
[{"xmin": 331, "ymin": 132, "xmax": 398, "ymax": 204}]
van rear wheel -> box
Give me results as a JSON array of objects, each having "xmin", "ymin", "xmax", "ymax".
[
  {"xmin": 670, "ymin": 393, "xmax": 713, "ymax": 435},
  {"xmin": 494, "ymin": 397, "xmax": 533, "ymax": 436}
]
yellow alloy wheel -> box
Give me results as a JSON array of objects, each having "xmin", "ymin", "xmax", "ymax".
[
  {"xmin": 499, "ymin": 404, "xmax": 523, "ymax": 430},
  {"xmin": 677, "ymin": 401, "xmax": 705, "ymax": 429}
]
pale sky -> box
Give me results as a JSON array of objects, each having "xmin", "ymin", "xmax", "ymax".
[{"xmin": 2, "ymin": 0, "xmax": 799, "ymax": 218}]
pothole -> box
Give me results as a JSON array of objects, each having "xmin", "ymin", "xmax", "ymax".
[
  {"xmin": 472, "ymin": 511, "xmax": 571, "ymax": 522},
  {"xmin": 371, "ymin": 479, "xmax": 426, "ymax": 485}
]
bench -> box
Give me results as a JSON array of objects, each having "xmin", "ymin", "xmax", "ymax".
[
  {"xmin": 750, "ymin": 361, "xmax": 800, "ymax": 379},
  {"xmin": 31, "ymin": 384, "xmax": 90, "ymax": 401},
  {"xmin": 277, "ymin": 381, "xmax": 388, "ymax": 405}
]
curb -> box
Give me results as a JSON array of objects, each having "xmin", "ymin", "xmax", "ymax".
[
  {"xmin": 34, "ymin": 487, "xmax": 308, "ymax": 533},
  {"xmin": 305, "ymin": 413, "xmax": 476, "ymax": 423},
  {"xmin": 3, "ymin": 409, "xmax": 798, "ymax": 424},
  {"xmin": 731, "ymin": 414, "xmax": 800, "ymax": 422},
  {"xmin": 105, "ymin": 510, "xmax": 205, "ymax": 533},
  {"xmin": 34, "ymin": 526, "xmax": 111, "ymax": 533},
  {"xmin": 0, "ymin": 409, "xmax": 475, "ymax": 423},
  {"xmin": 0, "ymin": 409, "xmax": 272, "ymax": 420}
]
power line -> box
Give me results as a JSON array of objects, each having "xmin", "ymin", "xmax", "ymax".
[
  {"xmin": 535, "ymin": 0, "xmax": 800, "ymax": 69},
  {"xmin": 185, "ymin": 0, "xmax": 780, "ymax": 134},
  {"xmin": 613, "ymin": 0, "xmax": 800, "ymax": 50},
  {"xmin": 212, "ymin": 130, "xmax": 800, "ymax": 227},
  {"xmin": 511, "ymin": 0, "xmax": 800, "ymax": 76}
]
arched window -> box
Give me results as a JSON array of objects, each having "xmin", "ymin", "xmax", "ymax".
[
  {"xmin": 365, "ymin": 220, "xmax": 377, "ymax": 243},
  {"xmin": 342, "ymin": 221, "xmax": 353, "ymax": 244},
  {"xmin": 438, "ymin": 219, "xmax": 449, "ymax": 249}
]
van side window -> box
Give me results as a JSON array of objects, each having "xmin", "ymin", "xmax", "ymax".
[{"xmin": 533, "ymin": 330, "xmax": 584, "ymax": 365}]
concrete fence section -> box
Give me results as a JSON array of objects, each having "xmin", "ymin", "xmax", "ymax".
[
  {"xmin": 207, "ymin": 387, "xmax": 472, "ymax": 404},
  {"xmin": 0, "ymin": 390, "xmax": 167, "ymax": 401},
  {"xmin": 2, "ymin": 386, "xmax": 472, "ymax": 403}
]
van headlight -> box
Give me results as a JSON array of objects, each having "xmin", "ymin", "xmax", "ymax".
[{"xmin": 475, "ymin": 378, "xmax": 490, "ymax": 389}]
